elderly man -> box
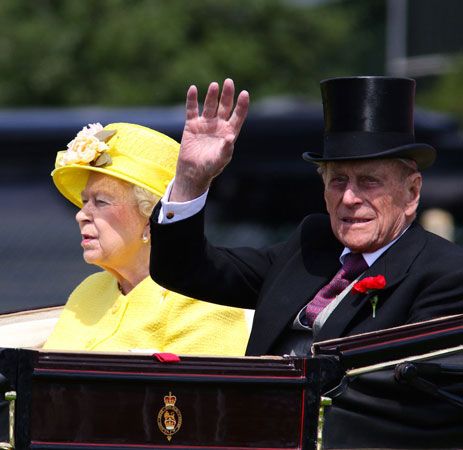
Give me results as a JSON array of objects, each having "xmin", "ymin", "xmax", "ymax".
[{"xmin": 150, "ymin": 76, "xmax": 463, "ymax": 356}]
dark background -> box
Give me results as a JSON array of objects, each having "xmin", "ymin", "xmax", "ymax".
[
  {"xmin": 2, "ymin": 100, "xmax": 463, "ymax": 314},
  {"xmin": 2, "ymin": 0, "xmax": 463, "ymax": 314}
]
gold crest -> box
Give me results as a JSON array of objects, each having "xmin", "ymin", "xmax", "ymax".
[{"xmin": 157, "ymin": 392, "xmax": 182, "ymax": 442}]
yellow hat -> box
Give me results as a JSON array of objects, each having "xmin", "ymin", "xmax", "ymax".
[{"xmin": 51, "ymin": 122, "xmax": 179, "ymax": 207}]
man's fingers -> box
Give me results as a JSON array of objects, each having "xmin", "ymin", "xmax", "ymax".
[
  {"xmin": 221, "ymin": 135, "xmax": 236, "ymax": 161},
  {"xmin": 229, "ymin": 90, "xmax": 250, "ymax": 137},
  {"xmin": 202, "ymin": 82, "xmax": 220, "ymax": 118},
  {"xmin": 185, "ymin": 85, "xmax": 199, "ymax": 121},
  {"xmin": 217, "ymin": 78, "xmax": 235, "ymax": 120}
]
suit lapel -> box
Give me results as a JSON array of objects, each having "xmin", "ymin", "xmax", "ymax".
[
  {"xmin": 248, "ymin": 217, "xmax": 343, "ymax": 354},
  {"xmin": 315, "ymin": 223, "xmax": 427, "ymax": 341}
]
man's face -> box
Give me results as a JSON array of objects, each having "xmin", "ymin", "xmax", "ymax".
[{"xmin": 323, "ymin": 159, "xmax": 422, "ymax": 253}]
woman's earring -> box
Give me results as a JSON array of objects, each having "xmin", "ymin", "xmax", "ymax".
[{"xmin": 142, "ymin": 233, "xmax": 150, "ymax": 244}]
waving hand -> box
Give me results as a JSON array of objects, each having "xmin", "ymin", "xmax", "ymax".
[{"xmin": 170, "ymin": 79, "xmax": 249, "ymax": 202}]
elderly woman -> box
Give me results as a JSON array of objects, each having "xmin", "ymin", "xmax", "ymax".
[{"xmin": 43, "ymin": 122, "xmax": 250, "ymax": 355}]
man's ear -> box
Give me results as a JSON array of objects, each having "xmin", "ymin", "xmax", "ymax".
[{"xmin": 405, "ymin": 172, "xmax": 422, "ymax": 216}]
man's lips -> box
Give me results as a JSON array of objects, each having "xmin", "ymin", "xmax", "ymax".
[{"xmin": 341, "ymin": 218, "xmax": 372, "ymax": 224}]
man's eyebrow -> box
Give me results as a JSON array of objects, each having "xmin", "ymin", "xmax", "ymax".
[{"xmin": 328, "ymin": 169, "xmax": 347, "ymax": 177}]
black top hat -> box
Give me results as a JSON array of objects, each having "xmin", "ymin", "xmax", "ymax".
[{"xmin": 302, "ymin": 76, "xmax": 436, "ymax": 169}]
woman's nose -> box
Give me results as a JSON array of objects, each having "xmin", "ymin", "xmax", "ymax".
[{"xmin": 76, "ymin": 203, "xmax": 91, "ymax": 223}]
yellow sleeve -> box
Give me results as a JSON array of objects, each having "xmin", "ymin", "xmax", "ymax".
[{"xmin": 162, "ymin": 291, "xmax": 250, "ymax": 356}]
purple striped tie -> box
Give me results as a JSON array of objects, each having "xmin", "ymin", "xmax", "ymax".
[{"xmin": 305, "ymin": 253, "xmax": 368, "ymax": 327}]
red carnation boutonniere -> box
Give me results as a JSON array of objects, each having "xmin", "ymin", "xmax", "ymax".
[{"xmin": 351, "ymin": 275, "xmax": 386, "ymax": 318}]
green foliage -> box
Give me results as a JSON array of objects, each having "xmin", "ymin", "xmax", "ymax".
[
  {"xmin": 0, "ymin": 0, "xmax": 385, "ymax": 106},
  {"xmin": 417, "ymin": 58, "xmax": 463, "ymax": 124}
]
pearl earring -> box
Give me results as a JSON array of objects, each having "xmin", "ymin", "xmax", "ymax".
[{"xmin": 142, "ymin": 233, "xmax": 150, "ymax": 243}]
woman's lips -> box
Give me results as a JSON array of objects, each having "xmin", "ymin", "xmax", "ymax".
[{"xmin": 81, "ymin": 234, "xmax": 97, "ymax": 246}]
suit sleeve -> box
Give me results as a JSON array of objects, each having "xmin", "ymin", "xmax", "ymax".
[
  {"xmin": 149, "ymin": 204, "xmax": 284, "ymax": 310},
  {"xmin": 402, "ymin": 231, "xmax": 463, "ymax": 323},
  {"xmin": 407, "ymin": 266, "xmax": 463, "ymax": 323}
]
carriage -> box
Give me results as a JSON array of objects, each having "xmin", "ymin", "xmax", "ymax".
[{"xmin": 0, "ymin": 311, "xmax": 461, "ymax": 450}]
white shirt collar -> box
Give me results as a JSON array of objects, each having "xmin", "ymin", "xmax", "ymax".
[{"xmin": 340, "ymin": 225, "xmax": 410, "ymax": 267}]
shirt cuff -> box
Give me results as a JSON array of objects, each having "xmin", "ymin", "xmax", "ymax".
[{"xmin": 158, "ymin": 179, "xmax": 209, "ymax": 223}]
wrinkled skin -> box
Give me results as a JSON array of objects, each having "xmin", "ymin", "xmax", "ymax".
[
  {"xmin": 323, "ymin": 159, "xmax": 422, "ymax": 253},
  {"xmin": 76, "ymin": 173, "xmax": 150, "ymax": 293},
  {"xmin": 170, "ymin": 78, "xmax": 249, "ymax": 202}
]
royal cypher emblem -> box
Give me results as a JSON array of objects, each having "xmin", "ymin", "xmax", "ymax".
[{"xmin": 157, "ymin": 391, "xmax": 182, "ymax": 441}]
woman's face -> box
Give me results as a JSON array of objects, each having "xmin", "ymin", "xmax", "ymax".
[{"xmin": 75, "ymin": 173, "xmax": 148, "ymax": 271}]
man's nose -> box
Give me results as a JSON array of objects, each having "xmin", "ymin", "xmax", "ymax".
[{"xmin": 342, "ymin": 185, "xmax": 362, "ymax": 205}]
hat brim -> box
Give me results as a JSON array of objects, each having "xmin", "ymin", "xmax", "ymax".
[
  {"xmin": 51, "ymin": 164, "xmax": 162, "ymax": 208},
  {"xmin": 302, "ymin": 143, "xmax": 436, "ymax": 170}
]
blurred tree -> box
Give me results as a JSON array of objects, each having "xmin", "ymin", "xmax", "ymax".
[
  {"xmin": 0, "ymin": 0, "xmax": 385, "ymax": 106},
  {"xmin": 417, "ymin": 58, "xmax": 463, "ymax": 124}
]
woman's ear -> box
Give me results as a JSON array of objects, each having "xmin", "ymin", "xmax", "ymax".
[{"xmin": 142, "ymin": 221, "xmax": 150, "ymax": 244}]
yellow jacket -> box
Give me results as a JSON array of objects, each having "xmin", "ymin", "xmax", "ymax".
[{"xmin": 44, "ymin": 272, "xmax": 250, "ymax": 355}]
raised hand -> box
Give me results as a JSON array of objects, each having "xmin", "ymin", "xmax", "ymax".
[{"xmin": 170, "ymin": 78, "xmax": 249, "ymax": 202}]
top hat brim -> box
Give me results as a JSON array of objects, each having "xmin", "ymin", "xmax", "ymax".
[{"xmin": 302, "ymin": 142, "xmax": 436, "ymax": 170}]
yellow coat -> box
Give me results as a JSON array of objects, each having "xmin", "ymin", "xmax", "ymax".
[{"xmin": 44, "ymin": 272, "xmax": 250, "ymax": 355}]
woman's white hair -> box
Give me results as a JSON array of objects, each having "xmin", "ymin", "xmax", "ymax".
[{"xmin": 133, "ymin": 185, "xmax": 160, "ymax": 218}]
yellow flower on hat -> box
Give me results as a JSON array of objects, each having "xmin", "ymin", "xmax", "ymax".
[{"xmin": 57, "ymin": 123, "xmax": 110, "ymax": 167}]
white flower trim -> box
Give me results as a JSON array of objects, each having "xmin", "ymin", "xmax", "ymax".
[{"xmin": 57, "ymin": 123, "xmax": 110, "ymax": 167}]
